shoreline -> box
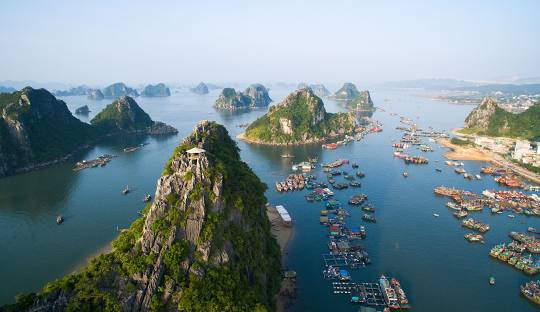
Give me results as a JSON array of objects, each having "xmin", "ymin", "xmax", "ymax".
[
  {"xmin": 266, "ymin": 205, "xmax": 294, "ymax": 312},
  {"xmin": 438, "ymin": 137, "xmax": 540, "ymax": 185},
  {"xmin": 236, "ymin": 132, "xmax": 350, "ymax": 146}
]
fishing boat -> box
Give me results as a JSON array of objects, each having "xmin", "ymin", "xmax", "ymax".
[
  {"xmin": 464, "ymin": 233, "xmax": 484, "ymax": 243},
  {"xmin": 464, "ymin": 173, "xmax": 473, "ymax": 180},
  {"xmin": 356, "ymin": 171, "xmax": 366, "ymax": 178},
  {"xmin": 122, "ymin": 185, "xmax": 130, "ymax": 195},
  {"xmin": 453, "ymin": 210, "xmax": 468, "ymax": 218},
  {"xmin": 362, "ymin": 214, "xmax": 376, "ymax": 223},
  {"xmin": 391, "ymin": 278, "xmax": 410, "ymax": 308},
  {"xmin": 454, "ymin": 167, "xmax": 466, "ymax": 174},
  {"xmin": 435, "ymin": 168, "xmax": 442, "ymax": 172},
  {"xmin": 402, "ymin": 172, "xmax": 408, "ymax": 177},
  {"xmin": 281, "ymin": 153, "xmax": 294, "ymax": 158},
  {"xmin": 489, "ymin": 276, "xmax": 496, "ymax": 285},
  {"xmin": 352, "ymin": 163, "xmax": 359, "ymax": 169},
  {"xmin": 56, "ymin": 215, "xmax": 64, "ymax": 224},
  {"xmin": 446, "ymin": 202, "xmax": 461, "ymax": 210},
  {"xmin": 529, "ymin": 227, "xmax": 538, "ymax": 234},
  {"xmin": 349, "ymin": 181, "xmax": 361, "ymax": 188},
  {"xmin": 361, "ymin": 204, "xmax": 375, "ymax": 213},
  {"xmin": 433, "ymin": 213, "xmax": 440, "ymax": 217},
  {"xmin": 475, "ymin": 174, "xmax": 482, "ymax": 180}
]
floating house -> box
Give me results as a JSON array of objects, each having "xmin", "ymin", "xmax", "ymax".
[{"xmin": 275, "ymin": 205, "xmax": 292, "ymax": 226}]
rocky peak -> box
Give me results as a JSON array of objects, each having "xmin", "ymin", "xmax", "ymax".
[
  {"xmin": 190, "ymin": 82, "xmax": 209, "ymax": 95},
  {"xmin": 102, "ymin": 82, "xmax": 139, "ymax": 99},
  {"xmin": 333, "ymin": 82, "xmax": 360, "ymax": 100},
  {"xmin": 274, "ymin": 88, "xmax": 326, "ymax": 125},
  {"xmin": 464, "ymin": 96, "xmax": 499, "ymax": 130},
  {"xmin": 244, "ymin": 84, "xmax": 272, "ymax": 107}
]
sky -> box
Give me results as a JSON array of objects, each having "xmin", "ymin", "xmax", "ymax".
[{"xmin": 0, "ymin": 0, "xmax": 539, "ymax": 86}]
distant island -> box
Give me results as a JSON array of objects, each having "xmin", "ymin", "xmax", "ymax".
[
  {"xmin": 91, "ymin": 96, "xmax": 177, "ymax": 135},
  {"xmin": 190, "ymin": 82, "xmax": 209, "ymax": 94},
  {"xmin": 0, "ymin": 86, "xmax": 16, "ymax": 94},
  {"xmin": 460, "ymin": 96, "xmax": 540, "ymax": 140},
  {"xmin": 141, "ymin": 83, "xmax": 171, "ymax": 97},
  {"xmin": 214, "ymin": 84, "xmax": 271, "ymax": 110},
  {"xmin": 330, "ymin": 83, "xmax": 374, "ymax": 111},
  {"xmin": 102, "ymin": 82, "xmax": 139, "ymax": 98},
  {"xmin": 240, "ymin": 88, "xmax": 357, "ymax": 145},
  {"xmin": 74, "ymin": 105, "xmax": 90, "ymax": 115},
  {"xmin": 297, "ymin": 83, "xmax": 330, "ymax": 97},
  {"xmin": 53, "ymin": 85, "xmax": 90, "ymax": 97},
  {"xmin": 0, "ymin": 88, "xmax": 177, "ymax": 178},
  {"xmin": 87, "ymin": 88, "xmax": 104, "ymax": 100},
  {"xmin": 2, "ymin": 120, "xmax": 281, "ymax": 312}
]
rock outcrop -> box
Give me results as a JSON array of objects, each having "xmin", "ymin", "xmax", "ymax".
[
  {"xmin": 74, "ymin": 105, "xmax": 90, "ymax": 115},
  {"xmin": 4, "ymin": 121, "xmax": 281, "ymax": 312},
  {"xmin": 141, "ymin": 83, "xmax": 171, "ymax": 97},
  {"xmin": 0, "ymin": 87, "xmax": 95, "ymax": 177},
  {"xmin": 91, "ymin": 96, "xmax": 177, "ymax": 135},
  {"xmin": 297, "ymin": 83, "xmax": 330, "ymax": 97},
  {"xmin": 462, "ymin": 97, "xmax": 540, "ymax": 139},
  {"xmin": 347, "ymin": 90, "xmax": 374, "ymax": 111},
  {"xmin": 190, "ymin": 82, "xmax": 209, "ymax": 95},
  {"xmin": 87, "ymin": 88, "xmax": 104, "ymax": 100},
  {"xmin": 331, "ymin": 82, "xmax": 360, "ymax": 100},
  {"xmin": 214, "ymin": 84, "xmax": 271, "ymax": 110},
  {"xmin": 243, "ymin": 88, "xmax": 357, "ymax": 145},
  {"xmin": 464, "ymin": 97, "xmax": 499, "ymax": 131},
  {"xmin": 102, "ymin": 82, "xmax": 139, "ymax": 99}
]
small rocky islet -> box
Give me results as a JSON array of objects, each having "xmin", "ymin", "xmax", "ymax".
[
  {"xmin": 190, "ymin": 82, "xmax": 209, "ymax": 95},
  {"xmin": 141, "ymin": 83, "xmax": 171, "ymax": 97},
  {"xmin": 241, "ymin": 88, "xmax": 357, "ymax": 145},
  {"xmin": 331, "ymin": 82, "xmax": 374, "ymax": 112},
  {"xmin": 214, "ymin": 84, "xmax": 272, "ymax": 110},
  {"xmin": 3, "ymin": 120, "xmax": 281, "ymax": 312}
]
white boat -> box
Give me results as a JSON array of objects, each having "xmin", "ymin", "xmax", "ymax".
[
  {"xmin": 508, "ymin": 214, "xmax": 515, "ymax": 218},
  {"xmin": 475, "ymin": 174, "xmax": 482, "ymax": 180},
  {"xmin": 433, "ymin": 213, "xmax": 440, "ymax": 217}
]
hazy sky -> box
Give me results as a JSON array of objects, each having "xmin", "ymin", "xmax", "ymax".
[{"xmin": 1, "ymin": 0, "xmax": 539, "ymax": 85}]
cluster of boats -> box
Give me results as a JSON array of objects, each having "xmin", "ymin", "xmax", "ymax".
[
  {"xmin": 275, "ymin": 174, "xmax": 310, "ymax": 192},
  {"xmin": 380, "ymin": 275, "xmax": 410, "ymax": 309},
  {"xmin": 464, "ymin": 233, "xmax": 484, "ymax": 243},
  {"xmin": 348, "ymin": 194, "xmax": 368, "ymax": 205},
  {"xmin": 494, "ymin": 175, "xmax": 524, "ymax": 188},
  {"xmin": 404, "ymin": 156, "xmax": 429, "ymax": 165},
  {"xmin": 462, "ymin": 218, "xmax": 490, "ymax": 233},
  {"xmin": 490, "ymin": 241, "xmax": 540, "ymax": 275},
  {"xmin": 509, "ymin": 232, "xmax": 540, "ymax": 254},
  {"xmin": 73, "ymin": 154, "xmax": 115, "ymax": 171},
  {"xmin": 521, "ymin": 280, "xmax": 540, "ymax": 305}
]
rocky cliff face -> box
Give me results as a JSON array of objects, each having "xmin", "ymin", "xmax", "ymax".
[
  {"xmin": 0, "ymin": 87, "xmax": 95, "ymax": 177},
  {"xmin": 7, "ymin": 121, "xmax": 281, "ymax": 312},
  {"xmin": 348, "ymin": 90, "xmax": 374, "ymax": 111},
  {"xmin": 244, "ymin": 88, "xmax": 357, "ymax": 145},
  {"xmin": 91, "ymin": 96, "xmax": 177, "ymax": 135},
  {"xmin": 214, "ymin": 84, "xmax": 271, "ymax": 110},
  {"xmin": 332, "ymin": 82, "xmax": 360, "ymax": 100},
  {"xmin": 102, "ymin": 82, "xmax": 139, "ymax": 99},
  {"xmin": 141, "ymin": 83, "xmax": 171, "ymax": 97},
  {"xmin": 87, "ymin": 88, "xmax": 104, "ymax": 100},
  {"xmin": 190, "ymin": 82, "xmax": 209, "ymax": 95},
  {"xmin": 464, "ymin": 96, "xmax": 499, "ymax": 131}
]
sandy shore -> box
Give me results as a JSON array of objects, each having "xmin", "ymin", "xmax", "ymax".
[
  {"xmin": 266, "ymin": 205, "xmax": 295, "ymax": 312},
  {"xmin": 266, "ymin": 205, "xmax": 293, "ymax": 254},
  {"xmin": 437, "ymin": 138, "xmax": 492, "ymax": 161},
  {"xmin": 438, "ymin": 138, "xmax": 540, "ymax": 185}
]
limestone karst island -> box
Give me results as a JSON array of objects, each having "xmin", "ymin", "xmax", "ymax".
[{"xmin": 1, "ymin": 1, "xmax": 540, "ymax": 312}]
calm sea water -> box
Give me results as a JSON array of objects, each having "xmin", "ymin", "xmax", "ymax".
[{"xmin": 0, "ymin": 87, "xmax": 538, "ymax": 311}]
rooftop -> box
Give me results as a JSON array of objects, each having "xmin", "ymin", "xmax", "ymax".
[{"xmin": 186, "ymin": 147, "xmax": 206, "ymax": 154}]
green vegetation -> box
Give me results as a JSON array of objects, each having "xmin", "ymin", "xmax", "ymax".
[
  {"xmin": 90, "ymin": 96, "xmax": 154, "ymax": 134},
  {"xmin": 245, "ymin": 89, "xmax": 356, "ymax": 144},
  {"xmin": 450, "ymin": 137, "xmax": 473, "ymax": 146},
  {"xmin": 4, "ymin": 122, "xmax": 281, "ymax": 311},
  {"xmin": 512, "ymin": 159, "xmax": 540, "ymax": 174},
  {"xmin": 464, "ymin": 99, "xmax": 540, "ymax": 140},
  {"xmin": 0, "ymin": 87, "xmax": 95, "ymax": 174}
]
